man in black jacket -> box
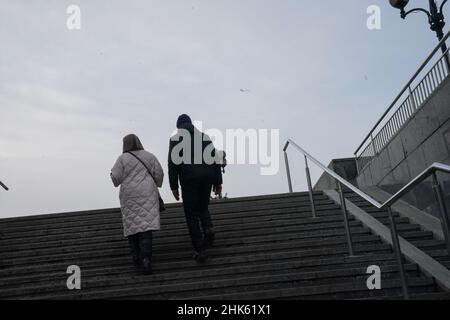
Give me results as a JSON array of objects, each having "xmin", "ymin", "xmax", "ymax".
[{"xmin": 168, "ymin": 114, "xmax": 223, "ymax": 263}]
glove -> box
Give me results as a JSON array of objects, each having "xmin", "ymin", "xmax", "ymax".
[
  {"xmin": 172, "ymin": 189, "xmax": 180, "ymax": 201},
  {"xmin": 213, "ymin": 185, "xmax": 222, "ymax": 195}
]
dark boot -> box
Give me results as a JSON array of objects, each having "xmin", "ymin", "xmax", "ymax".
[
  {"xmin": 203, "ymin": 228, "xmax": 215, "ymax": 248},
  {"xmin": 139, "ymin": 231, "xmax": 153, "ymax": 275},
  {"xmin": 128, "ymin": 235, "xmax": 141, "ymax": 268},
  {"xmin": 132, "ymin": 255, "xmax": 140, "ymax": 268},
  {"xmin": 193, "ymin": 250, "xmax": 208, "ymax": 264},
  {"xmin": 142, "ymin": 258, "xmax": 152, "ymax": 275}
]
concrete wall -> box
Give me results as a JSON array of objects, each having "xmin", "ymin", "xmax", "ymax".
[
  {"xmin": 314, "ymin": 158, "xmax": 358, "ymax": 191},
  {"xmin": 356, "ymin": 76, "xmax": 450, "ymax": 217}
]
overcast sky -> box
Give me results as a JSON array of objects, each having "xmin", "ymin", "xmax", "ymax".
[{"xmin": 0, "ymin": 1, "xmax": 446, "ymax": 217}]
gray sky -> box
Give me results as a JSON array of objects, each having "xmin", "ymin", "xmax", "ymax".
[{"xmin": 0, "ymin": 1, "xmax": 447, "ymax": 217}]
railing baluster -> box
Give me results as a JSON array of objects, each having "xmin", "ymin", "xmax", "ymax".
[
  {"xmin": 419, "ymin": 82, "xmax": 425, "ymax": 104},
  {"xmin": 429, "ymin": 72, "xmax": 434, "ymax": 92},
  {"xmin": 394, "ymin": 112, "xmax": 400, "ymax": 132},
  {"xmin": 435, "ymin": 62, "xmax": 441, "ymax": 82},
  {"xmin": 438, "ymin": 59, "xmax": 445, "ymax": 80},
  {"xmin": 371, "ymin": 134, "xmax": 377, "ymax": 156},
  {"xmin": 304, "ymin": 156, "xmax": 317, "ymax": 218},
  {"xmin": 432, "ymin": 67, "xmax": 439, "ymax": 89},
  {"xmin": 414, "ymin": 88, "xmax": 419, "ymax": 110},
  {"xmin": 427, "ymin": 73, "xmax": 433, "ymax": 94},
  {"xmin": 286, "ymin": 139, "xmax": 450, "ymax": 300},
  {"xmin": 379, "ymin": 133, "xmax": 384, "ymax": 152},
  {"xmin": 431, "ymin": 173, "xmax": 450, "ymax": 257},
  {"xmin": 353, "ymin": 32, "xmax": 450, "ymax": 165},
  {"xmin": 425, "ymin": 72, "xmax": 432, "ymax": 95},
  {"xmin": 436, "ymin": 60, "xmax": 442, "ymax": 80},
  {"xmin": 416, "ymin": 89, "xmax": 421, "ymax": 108},
  {"xmin": 396, "ymin": 112, "xmax": 400, "ymax": 130},
  {"xmin": 444, "ymin": 54, "xmax": 448, "ymax": 75},
  {"xmin": 428, "ymin": 74, "xmax": 433, "ymax": 95},
  {"xmin": 405, "ymin": 99, "xmax": 411, "ymax": 118},
  {"xmin": 408, "ymin": 97, "xmax": 414, "ymax": 116},
  {"xmin": 400, "ymin": 105, "xmax": 406, "ymax": 125},
  {"xmin": 416, "ymin": 85, "xmax": 421, "ymax": 106},
  {"xmin": 387, "ymin": 207, "xmax": 410, "ymax": 300},
  {"xmin": 412, "ymin": 89, "xmax": 417, "ymax": 110},
  {"xmin": 378, "ymin": 132, "xmax": 383, "ymax": 152},
  {"xmin": 437, "ymin": 61, "xmax": 442, "ymax": 80},
  {"xmin": 423, "ymin": 77, "xmax": 429, "ymax": 98},
  {"xmin": 386, "ymin": 119, "xmax": 392, "ymax": 145},
  {"xmin": 430, "ymin": 69, "xmax": 436, "ymax": 90},
  {"xmin": 386, "ymin": 124, "xmax": 391, "ymax": 144},
  {"xmin": 338, "ymin": 182, "xmax": 355, "ymax": 257},
  {"xmin": 284, "ymin": 151, "xmax": 293, "ymax": 193}
]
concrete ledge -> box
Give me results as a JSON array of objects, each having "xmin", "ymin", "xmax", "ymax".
[
  {"xmin": 361, "ymin": 185, "xmax": 444, "ymax": 240},
  {"xmin": 324, "ymin": 189, "xmax": 450, "ymax": 292}
]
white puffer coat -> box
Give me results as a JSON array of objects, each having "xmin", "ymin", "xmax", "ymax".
[{"xmin": 111, "ymin": 150, "xmax": 164, "ymax": 237}]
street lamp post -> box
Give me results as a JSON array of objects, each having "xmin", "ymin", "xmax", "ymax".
[{"xmin": 390, "ymin": 0, "xmax": 450, "ymax": 69}]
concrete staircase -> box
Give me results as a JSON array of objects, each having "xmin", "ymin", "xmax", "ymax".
[
  {"xmin": 0, "ymin": 191, "xmax": 449, "ymax": 300},
  {"xmin": 342, "ymin": 190, "xmax": 450, "ymax": 271}
]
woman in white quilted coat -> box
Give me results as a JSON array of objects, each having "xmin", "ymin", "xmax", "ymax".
[{"xmin": 111, "ymin": 134, "xmax": 164, "ymax": 275}]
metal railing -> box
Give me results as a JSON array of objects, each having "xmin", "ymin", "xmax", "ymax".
[
  {"xmin": 355, "ymin": 31, "xmax": 450, "ymax": 172},
  {"xmin": 284, "ymin": 138, "xmax": 450, "ymax": 300},
  {"xmin": 0, "ymin": 181, "xmax": 8, "ymax": 191}
]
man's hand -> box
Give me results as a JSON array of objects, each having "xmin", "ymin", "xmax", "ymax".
[
  {"xmin": 172, "ymin": 189, "xmax": 180, "ymax": 201},
  {"xmin": 213, "ymin": 184, "xmax": 222, "ymax": 195}
]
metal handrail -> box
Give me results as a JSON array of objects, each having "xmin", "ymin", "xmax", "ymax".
[
  {"xmin": 286, "ymin": 139, "xmax": 450, "ymax": 210},
  {"xmin": 354, "ymin": 30, "xmax": 450, "ymax": 157},
  {"xmin": 284, "ymin": 140, "xmax": 381, "ymax": 208},
  {"xmin": 284, "ymin": 138, "xmax": 450, "ymax": 300},
  {"xmin": 0, "ymin": 181, "xmax": 8, "ymax": 191}
]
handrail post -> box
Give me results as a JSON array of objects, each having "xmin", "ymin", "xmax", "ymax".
[
  {"xmin": 387, "ymin": 206, "xmax": 409, "ymax": 300},
  {"xmin": 304, "ymin": 156, "xmax": 317, "ymax": 218},
  {"xmin": 284, "ymin": 151, "xmax": 293, "ymax": 193},
  {"xmin": 338, "ymin": 182, "xmax": 355, "ymax": 256},
  {"xmin": 431, "ymin": 172, "xmax": 450, "ymax": 256}
]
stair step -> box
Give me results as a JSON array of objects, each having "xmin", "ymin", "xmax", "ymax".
[
  {"xmin": 0, "ymin": 191, "xmax": 446, "ymax": 300},
  {"xmin": 1, "ymin": 262, "xmax": 421, "ymax": 300}
]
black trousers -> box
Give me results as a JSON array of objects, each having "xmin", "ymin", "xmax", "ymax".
[
  {"xmin": 128, "ymin": 230, "xmax": 153, "ymax": 261},
  {"xmin": 181, "ymin": 180, "xmax": 214, "ymax": 252}
]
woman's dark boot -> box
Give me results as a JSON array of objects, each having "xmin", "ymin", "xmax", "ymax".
[
  {"xmin": 128, "ymin": 236, "xmax": 141, "ymax": 268},
  {"xmin": 139, "ymin": 231, "xmax": 153, "ymax": 275},
  {"xmin": 142, "ymin": 258, "xmax": 152, "ymax": 275}
]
